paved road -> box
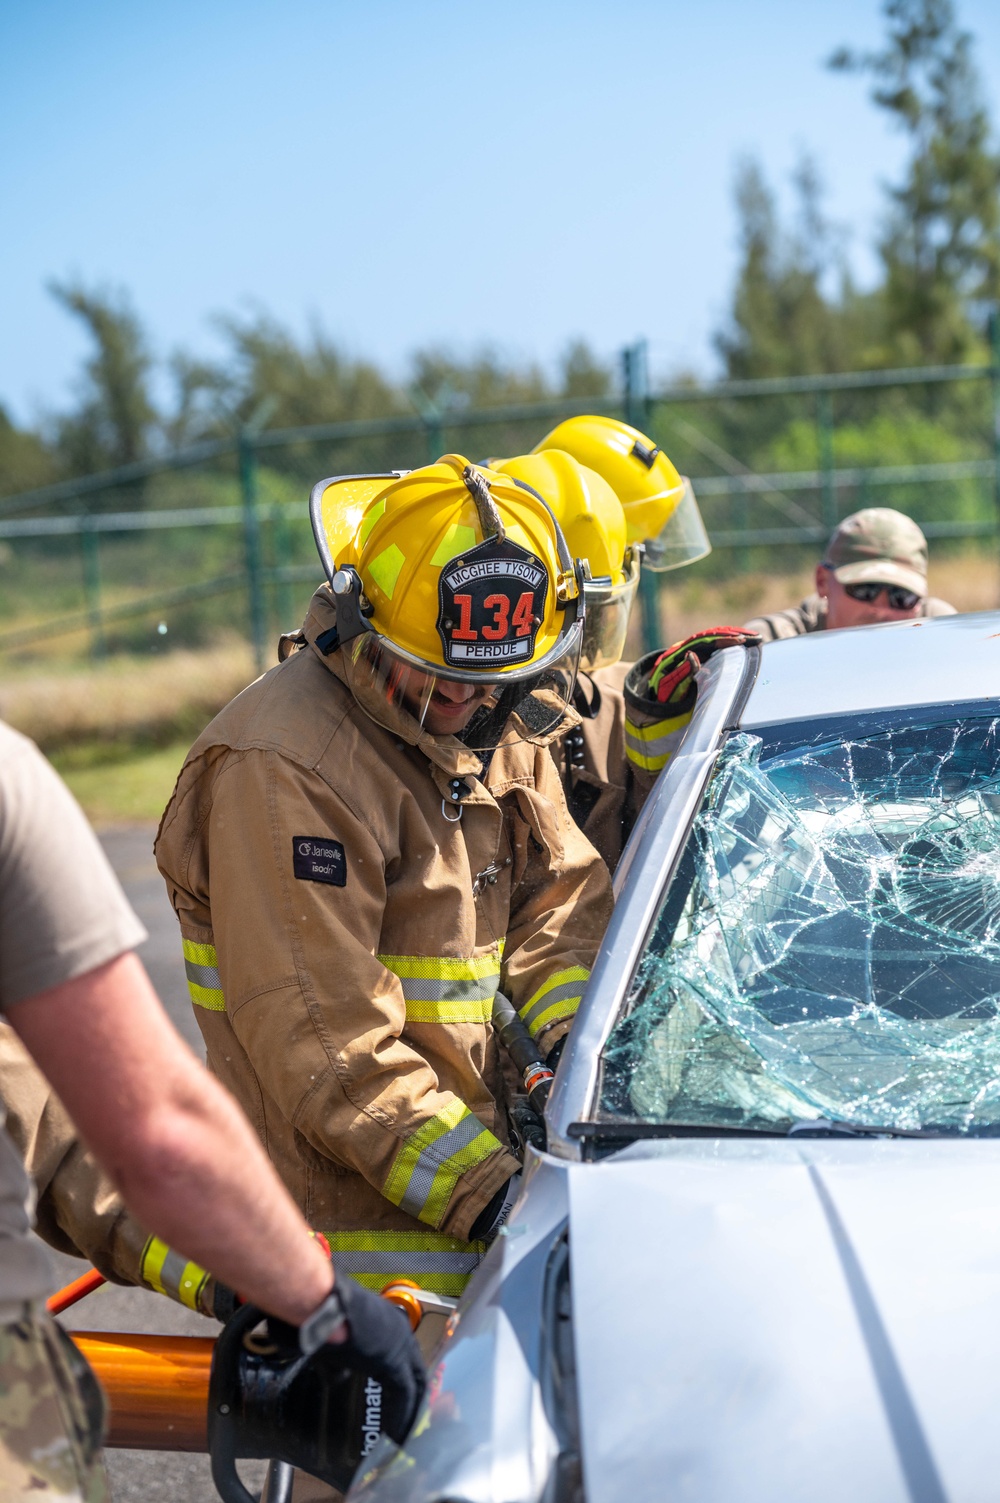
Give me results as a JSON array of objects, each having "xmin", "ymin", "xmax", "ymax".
[{"xmin": 46, "ymin": 825, "xmax": 267, "ymax": 1503}]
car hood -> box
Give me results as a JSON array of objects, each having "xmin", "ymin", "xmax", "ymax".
[{"xmin": 568, "ymin": 1136, "xmax": 1000, "ymax": 1503}]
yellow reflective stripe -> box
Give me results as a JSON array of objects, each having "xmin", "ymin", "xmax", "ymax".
[
  {"xmin": 187, "ymin": 982, "xmax": 226, "ymax": 1011},
  {"xmin": 379, "ymin": 951, "xmax": 502, "ymax": 1024},
  {"xmin": 430, "ymin": 523, "xmax": 477, "ymax": 568},
  {"xmin": 357, "ymin": 498, "xmax": 386, "ymax": 549},
  {"xmin": 378, "ymin": 953, "xmax": 502, "ymax": 981},
  {"xmin": 519, "ymin": 966, "xmax": 590, "ymax": 1041},
  {"xmin": 322, "ymin": 1229, "xmax": 485, "ymax": 1295},
  {"xmin": 368, "ymin": 542, "xmax": 406, "ymax": 600},
  {"xmin": 182, "ymin": 938, "xmax": 225, "ymax": 1011},
  {"xmin": 624, "ymin": 712, "xmax": 690, "ymax": 773},
  {"xmin": 181, "ymin": 940, "xmax": 218, "ymax": 968},
  {"xmin": 140, "ymin": 1236, "xmax": 209, "ymax": 1312},
  {"xmin": 383, "ymin": 1100, "xmax": 502, "ymax": 1227},
  {"xmin": 403, "ymin": 997, "xmax": 494, "ymax": 1024}
]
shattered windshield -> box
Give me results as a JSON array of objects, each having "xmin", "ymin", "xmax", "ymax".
[{"xmin": 598, "ymin": 707, "xmax": 1000, "ymax": 1135}]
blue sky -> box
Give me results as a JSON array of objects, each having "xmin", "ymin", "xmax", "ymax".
[{"xmin": 3, "ymin": 0, "xmax": 1000, "ymax": 425}]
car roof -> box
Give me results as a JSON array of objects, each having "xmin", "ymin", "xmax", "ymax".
[{"xmin": 741, "ymin": 609, "xmax": 1000, "ymax": 729}]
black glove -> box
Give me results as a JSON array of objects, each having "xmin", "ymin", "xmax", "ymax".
[{"xmin": 330, "ymin": 1270, "xmax": 426, "ymax": 1444}]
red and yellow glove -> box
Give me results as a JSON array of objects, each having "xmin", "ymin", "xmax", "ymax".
[
  {"xmin": 645, "ymin": 627, "xmax": 762, "ymax": 710},
  {"xmin": 623, "ymin": 628, "xmax": 760, "ymax": 779}
]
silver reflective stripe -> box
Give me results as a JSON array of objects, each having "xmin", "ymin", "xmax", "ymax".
[
  {"xmin": 625, "ymin": 724, "xmax": 677, "ymax": 762},
  {"xmin": 332, "ymin": 1249, "xmax": 481, "ymax": 1277},
  {"xmin": 158, "ymin": 1246, "xmax": 192, "ymax": 1302},
  {"xmin": 521, "ymin": 978, "xmax": 586, "ymax": 1033},
  {"xmin": 398, "ymin": 976, "xmax": 500, "ymax": 1003},
  {"xmin": 184, "ymin": 959, "xmax": 222, "ymax": 991},
  {"xmin": 399, "ymin": 1113, "xmax": 490, "ymax": 1220}
]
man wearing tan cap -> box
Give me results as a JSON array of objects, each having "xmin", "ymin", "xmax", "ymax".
[{"xmin": 744, "ymin": 507, "xmax": 956, "ymax": 641}]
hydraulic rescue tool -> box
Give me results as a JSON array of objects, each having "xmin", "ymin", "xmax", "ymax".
[
  {"xmin": 55, "ymin": 1277, "xmax": 452, "ymax": 1498},
  {"xmin": 492, "ymin": 991, "xmax": 554, "ymax": 1153}
]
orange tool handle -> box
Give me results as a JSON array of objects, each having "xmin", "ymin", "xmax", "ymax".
[
  {"xmin": 47, "ymin": 1267, "xmax": 107, "ymax": 1315},
  {"xmin": 71, "ymin": 1332, "xmax": 214, "ymax": 1451}
]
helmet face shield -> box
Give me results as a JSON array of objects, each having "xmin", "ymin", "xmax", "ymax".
[
  {"xmin": 344, "ymin": 625, "xmax": 583, "ymax": 751},
  {"xmin": 643, "ymin": 478, "xmax": 711, "ymax": 572},
  {"xmin": 580, "ymin": 547, "xmax": 641, "ymax": 672}
]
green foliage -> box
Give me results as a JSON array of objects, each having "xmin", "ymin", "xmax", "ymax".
[
  {"xmin": 47, "ymin": 280, "xmax": 157, "ymax": 472},
  {"xmin": 715, "ymin": 156, "xmax": 874, "ymax": 380},
  {"xmin": 213, "ymin": 313, "xmax": 400, "ymax": 432},
  {"xmin": 830, "ymin": 0, "xmax": 1000, "ymax": 362},
  {"xmin": 719, "ymin": 1, "xmax": 1000, "ymax": 380},
  {"xmin": 0, "ymin": 407, "xmax": 57, "ymax": 495},
  {"xmin": 770, "ymin": 411, "xmax": 987, "ymax": 523}
]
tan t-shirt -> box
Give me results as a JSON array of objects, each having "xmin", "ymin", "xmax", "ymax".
[{"xmin": 0, "ymin": 722, "xmax": 146, "ymax": 1303}]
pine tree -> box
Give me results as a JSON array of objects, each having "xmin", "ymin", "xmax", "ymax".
[
  {"xmin": 715, "ymin": 156, "xmax": 867, "ymax": 379},
  {"xmin": 48, "ymin": 281, "xmax": 157, "ymax": 473},
  {"xmin": 830, "ymin": 0, "xmax": 1000, "ymax": 362}
]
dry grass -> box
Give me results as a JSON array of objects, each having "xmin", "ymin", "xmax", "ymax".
[{"xmin": 0, "ymin": 640, "xmax": 257, "ymax": 757}]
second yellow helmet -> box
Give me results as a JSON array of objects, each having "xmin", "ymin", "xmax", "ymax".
[
  {"xmin": 532, "ymin": 414, "xmax": 711, "ymax": 571},
  {"xmin": 493, "ymin": 449, "xmax": 639, "ymax": 671}
]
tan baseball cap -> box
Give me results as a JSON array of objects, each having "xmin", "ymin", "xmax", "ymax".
[{"xmin": 822, "ymin": 507, "xmax": 928, "ymax": 597}]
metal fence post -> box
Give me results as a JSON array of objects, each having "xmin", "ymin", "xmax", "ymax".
[
  {"xmin": 239, "ymin": 432, "xmax": 266, "ymax": 673},
  {"xmin": 272, "ymin": 501, "xmax": 296, "ymax": 631},
  {"xmin": 624, "ymin": 341, "xmax": 661, "ymax": 654},
  {"xmin": 424, "ymin": 408, "xmax": 443, "ymax": 463},
  {"xmin": 990, "ymin": 310, "xmax": 1000, "ymax": 600},
  {"xmin": 80, "ymin": 513, "xmax": 106, "ymax": 657},
  {"xmin": 817, "ymin": 391, "xmax": 836, "ymax": 533}
]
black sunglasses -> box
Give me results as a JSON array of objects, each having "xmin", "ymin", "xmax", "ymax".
[{"xmin": 843, "ymin": 581, "xmax": 921, "ymax": 611}]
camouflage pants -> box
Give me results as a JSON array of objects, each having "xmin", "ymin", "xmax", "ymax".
[{"xmin": 0, "ymin": 1304, "xmax": 107, "ymax": 1501}]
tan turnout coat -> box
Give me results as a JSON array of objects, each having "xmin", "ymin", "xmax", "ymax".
[
  {"xmin": 552, "ymin": 663, "xmax": 665, "ymax": 874},
  {"xmin": 0, "ymin": 1025, "xmax": 147, "ymax": 1288},
  {"xmin": 155, "ymin": 587, "xmax": 612, "ymax": 1294}
]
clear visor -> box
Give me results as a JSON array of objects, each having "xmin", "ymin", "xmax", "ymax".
[
  {"xmin": 643, "ymin": 478, "xmax": 711, "ymax": 572},
  {"xmin": 343, "ymin": 627, "xmax": 583, "ymax": 752},
  {"xmin": 580, "ymin": 547, "xmax": 641, "ymax": 672}
]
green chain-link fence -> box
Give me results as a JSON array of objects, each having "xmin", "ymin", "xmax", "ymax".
[{"xmin": 1, "ymin": 339, "xmax": 998, "ymax": 669}]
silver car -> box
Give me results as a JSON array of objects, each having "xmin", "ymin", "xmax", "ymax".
[{"xmin": 351, "ymin": 610, "xmax": 1000, "ymax": 1503}]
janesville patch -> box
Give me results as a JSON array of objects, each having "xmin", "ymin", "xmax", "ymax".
[
  {"xmin": 437, "ymin": 536, "xmax": 548, "ymax": 668},
  {"xmin": 293, "ymin": 836, "xmax": 347, "ymax": 886}
]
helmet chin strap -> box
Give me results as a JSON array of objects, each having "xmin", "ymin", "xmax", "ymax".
[
  {"xmin": 457, "ymin": 686, "xmax": 519, "ymax": 753},
  {"xmin": 456, "ymin": 676, "xmax": 559, "ymax": 755}
]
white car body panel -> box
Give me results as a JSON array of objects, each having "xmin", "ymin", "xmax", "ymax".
[
  {"xmin": 744, "ymin": 610, "xmax": 1000, "ymax": 728},
  {"xmin": 570, "ymin": 1138, "xmax": 1000, "ymax": 1503}
]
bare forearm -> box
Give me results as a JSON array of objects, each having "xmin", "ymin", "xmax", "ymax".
[
  {"xmin": 10, "ymin": 953, "xmax": 332, "ymax": 1325},
  {"xmin": 114, "ymin": 1064, "xmax": 332, "ymax": 1322}
]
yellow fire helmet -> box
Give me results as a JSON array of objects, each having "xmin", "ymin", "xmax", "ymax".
[
  {"xmin": 493, "ymin": 449, "xmax": 638, "ymax": 673},
  {"xmin": 309, "ymin": 454, "xmax": 586, "ymax": 750},
  {"xmin": 532, "ymin": 414, "xmax": 711, "ymax": 571}
]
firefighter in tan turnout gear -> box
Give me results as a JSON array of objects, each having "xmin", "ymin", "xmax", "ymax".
[
  {"xmin": 156, "ymin": 454, "xmax": 612, "ymax": 1299},
  {"xmin": 499, "ymin": 416, "xmax": 722, "ymax": 871}
]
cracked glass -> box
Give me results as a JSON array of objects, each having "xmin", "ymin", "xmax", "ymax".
[{"xmin": 598, "ymin": 709, "xmax": 1000, "ymax": 1134}]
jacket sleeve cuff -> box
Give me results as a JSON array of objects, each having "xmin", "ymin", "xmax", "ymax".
[{"xmin": 442, "ymin": 1147, "xmax": 522, "ymax": 1242}]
